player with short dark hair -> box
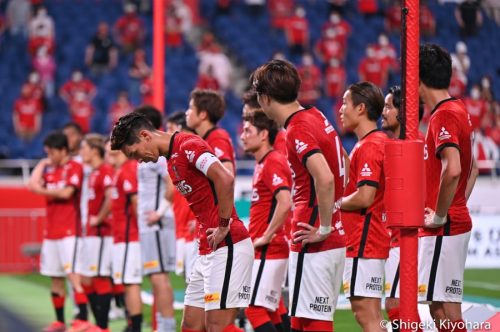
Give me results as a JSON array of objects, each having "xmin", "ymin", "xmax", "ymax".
[
  {"xmin": 418, "ymin": 43, "xmax": 477, "ymax": 331},
  {"xmin": 110, "ymin": 112, "xmax": 253, "ymax": 332},
  {"xmin": 240, "ymin": 111, "xmax": 292, "ymax": 332},
  {"xmin": 29, "ymin": 131, "xmax": 90, "ymax": 332},
  {"xmin": 252, "ymin": 59, "xmax": 347, "ymax": 332},
  {"xmin": 338, "ymin": 82, "xmax": 390, "ymax": 332},
  {"xmin": 186, "ymin": 89, "xmax": 236, "ymax": 175}
]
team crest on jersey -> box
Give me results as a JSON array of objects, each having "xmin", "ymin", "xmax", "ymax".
[
  {"xmin": 295, "ymin": 139, "xmax": 308, "ymax": 154},
  {"xmin": 360, "ymin": 163, "xmax": 372, "ymax": 177},
  {"xmin": 69, "ymin": 174, "xmax": 80, "ymax": 186},
  {"xmin": 272, "ymin": 173, "xmax": 283, "ymax": 186},
  {"xmin": 214, "ymin": 147, "xmax": 224, "ymax": 158},
  {"xmin": 171, "ymin": 153, "xmax": 179, "ymax": 159},
  {"xmin": 185, "ymin": 150, "xmax": 195, "ymax": 162},
  {"xmin": 438, "ymin": 127, "xmax": 451, "ymax": 140},
  {"xmin": 123, "ymin": 180, "xmax": 133, "ymax": 191}
]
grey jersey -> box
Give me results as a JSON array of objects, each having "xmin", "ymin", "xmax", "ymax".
[
  {"xmin": 137, "ymin": 156, "xmax": 174, "ymax": 233},
  {"xmin": 73, "ymin": 155, "xmax": 91, "ymax": 230}
]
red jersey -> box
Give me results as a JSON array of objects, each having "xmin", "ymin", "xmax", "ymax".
[
  {"xmin": 203, "ymin": 127, "xmax": 236, "ymax": 171},
  {"xmin": 109, "ymin": 101, "xmax": 134, "ymax": 127},
  {"xmin": 449, "ymin": 73, "xmax": 467, "ymax": 98},
  {"xmin": 166, "ymin": 132, "xmax": 249, "ymax": 255},
  {"xmin": 422, "ymin": 98, "xmax": 473, "ymax": 237},
  {"xmin": 268, "ymin": 0, "xmax": 293, "ymax": 28},
  {"xmin": 249, "ymin": 150, "xmax": 291, "ymax": 259},
  {"xmin": 140, "ymin": 76, "xmax": 153, "ymax": 105},
  {"xmin": 321, "ymin": 21, "xmax": 351, "ymax": 48},
  {"xmin": 316, "ymin": 38, "xmax": 344, "ymax": 62},
  {"xmin": 86, "ymin": 163, "xmax": 114, "ymax": 237},
  {"xmin": 325, "ymin": 66, "xmax": 346, "ymax": 98},
  {"xmin": 111, "ymin": 160, "xmax": 139, "ymax": 243},
  {"xmin": 115, "ymin": 14, "xmax": 144, "ymax": 44},
  {"xmin": 69, "ymin": 100, "xmax": 94, "ymax": 133},
  {"xmin": 60, "ymin": 80, "xmax": 96, "ymax": 103},
  {"xmin": 464, "ymin": 98, "xmax": 487, "ymax": 130},
  {"xmin": 284, "ymin": 16, "xmax": 309, "ymax": 45},
  {"xmin": 196, "ymin": 74, "xmax": 220, "ymax": 91},
  {"xmin": 273, "ymin": 130, "xmax": 287, "ymax": 155},
  {"xmin": 14, "ymin": 98, "xmax": 42, "ymax": 129},
  {"xmin": 359, "ymin": 57, "xmax": 387, "ymax": 88},
  {"xmin": 43, "ymin": 160, "xmax": 83, "ymax": 239},
  {"xmin": 23, "ymin": 82, "xmax": 44, "ymax": 102},
  {"xmin": 343, "ymin": 130, "xmax": 390, "ymax": 259},
  {"xmin": 285, "ymin": 107, "xmax": 346, "ymax": 253},
  {"xmin": 172, "ymin": 190, "xmax": 197, "ymax": 242}
]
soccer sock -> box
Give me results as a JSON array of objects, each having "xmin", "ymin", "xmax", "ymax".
[
  {"xmin": 245, "ymin": 306, "xmax": 274, "ymax": 330},
  {"xmin": 130, "ymin": 313, "xmax": 143, "ymax": 332},
  {"xmin": 387, "ymin": 307, "xmax": 400, "ymax": 332},
  {"xmin": 93, "ymin": 277, "xmax": 113, "ymax": 329},
  {"xmin": 268, "ymin": 309, "xmax": 283, "ymax": 331},
  {"xmin": 156, "ymin": 312, "xmax": 176, "ymax": 332},
  {"xmin": 221, "ymin": 324, "xmax": 244, "ymax": 332},
  {"xmin": 291, "ymin": 317, "xmax": 302, "ymax": 332},
  {"xmin": 74, "ymin": 290, "xmax": 89, "ymax": 321},
  {"xmin": 113, "ymin": 284, "xmax": 126, "ymax": 308},
  {"xmin": 51, "ymin": 292, "xmax": 65, "ymax": 323},
  {"xmin": 82, "ymin": 283, "xmax": 97, "ymax": 322},
  {"xmin": 301, "ymin": 317, "xmax": 333, "ymax": 332},
  {"xmin": 278, "ymin": 298, "xmax": 290, "ymax": 331}
]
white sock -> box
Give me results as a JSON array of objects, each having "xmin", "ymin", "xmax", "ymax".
[{"xmin": 156, "ymin": 312, "xmax": 176, "ymax": 332}]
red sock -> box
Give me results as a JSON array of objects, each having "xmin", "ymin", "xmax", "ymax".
[
  {"xmin": 222, "ymin": 324, "xmax": 243, "ymax": 332},
  {"xmin": 93, "ymin": 277, "xmax": 113, "ymax": 294},
  {"xmin": 388, "ymin": 307, "xmax": 400, "ymax": 322},
  {"xmin": 245, "ymin": 305, "xmax": 272, "ymax": 328},
  {"xmin": 82, "ymin": 283, "xmax": 94, "ymax": 295},
  {"xmin": 113, "ymin": 283, "xmax": 125, "ymax": 294},
  {"xmin": 51, "ymin": 292, "xmax": 65, "ymax": 323},
  {"xmin": 291, "ymin": 317, "xmax": 303, "ymax": 331},
  {"xmin": 278, "ymin": 297, "xmax": 288, "ymax": 315},
  {"xmin": 301, "ymin": 317, "xmax": 333, "ymax": 332}
]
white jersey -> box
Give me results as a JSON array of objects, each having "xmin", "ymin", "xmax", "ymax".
[
  {"xmin": 73, "ymin": 155, "xmax": 91, "ymax": 229},
  {"xmin": 137, "ymin": 156, "xmax": 174, "ymax": 233}
]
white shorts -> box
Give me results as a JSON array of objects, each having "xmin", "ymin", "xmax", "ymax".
[
  {"xmin": 384, "ymin": 247, "xmax": 400, "ymax": 299},
  {"xmin": 175, "ymin": 238, "xmax": 186, "ymax": 275},
  {"xmin": 418, "ymin": 232, "xmax": 471, "ymax": 304},
  {"xmin": 184, "ymin": 238, "xmax": 253, "ymax": 311},
  {"xmin": 112, "ymin": 241, "xmax": 143, "ymax": 285},
  {"xmin": 81, "ymin": 236, "xmax": 113, "ymax": 277},
  {"xmin": 40, "ymin": 237, "xmax": 83, "ymax": 277},
  {"xmin": 250, "ymin": 256, "xmax": 288, "ymax": 311},
  {"xmin": 289, "ymin": 248, "xmax": 345, "ymax": 321},
  {"xmin": 343, "ymin": 257, "xmax": 385, "ymax": 299},
  {"xmin": 140, "ymin": 229, "xmax": 176, "ymax": 275},
  {"xmin": 184, "ymin": 240, "xmax": 198, "ymax": 283}
]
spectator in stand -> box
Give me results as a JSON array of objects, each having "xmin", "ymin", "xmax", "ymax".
[
  {"xmin": 485, "ymin": 105, "xmax": 500, "ymax": 145},
  {"xmin": 358, "ymin": 0, "xmax": 378, "ymax": 16},
  {"xmin": 114, "ymin": 3, "xmax": 145, "ymax": 53},
  {"xmin": 283, "ymin": 6, "xmax": 309, "ymax": 56},
  {"xmin": 170, "ymin": 0, "xmax": 193, "ymax": 35},
  {"xmin": 6, "ymin": 0, "xmax": 31, "ymax": 37},
  {"xmin": 464, "ymin": 85, "xmax": 489, "ymax": 131},
  {"xmin": 315, "ymin": 28, "xmax": 345, "ymax": 64},
  {"xmin": 420, "ymin": 2, "xmax": 436, "ymax": 37},
  {"xmin": 109, "ymin": 91, "xmax": 134, "ymax": 128},
  {"xmin": 69, "ymin": 91, "xmax": 94, "ymax": 133},
  {"xmin": 28, "ymin": 6, "xmax": 55, "ymax": 56},
  {"xmin": 216, "ymin": 0, "xmax": 231, "ymax": 15},
  {"xmin": 165, "ymin": 4, "xmax": 183, "ymax": 49},
  {"xmin": 327, "ymin": 0, "xmax": 347, "ymax": 15},
  {"xmin": 268, "ymin": 0, "xmax": 294, "ymax": 30},
  {"xmin": 473, "ymin": 130, "xmax": 499, "ymax": 174},
  {"xmin": 13, "ymin": 85, "xmax": 43, "ymax": 141},
  {"xmin": 358, "ymin": 46, "xmax": 388, "ymax": 90},
  {"xmin": 479, "ymin": 76, "xmax": 495, "ymax": 110},
  {"xmin": 198, "ymin": 31, "xmax": 216, "ymax": 53},
  {"xmin": 449, "ymin": 66, "xmax": 467, "ymax": 98},
  {"xmin": 140, "ymin": 74, "xmax": 153, "ymax": 105},
  {"xmin": 324, "ymin": 58, "xmax": 346, "ymax": 100},
  {"xmin": 60, "ymin": 70, "xmax": 97, "ymax": 105},
  {"xmin": 196, "ymin": 65, "xmax": 220, "ymax": 92},
  {"xmin": 385, "ymin": 0, "xmax": 401, "ymax": 34},
  {"xmin": 482, "ymin": 0, "xmax": 500, "ymax": 25},
  {"xmin": 198, "ymin": 43, "xmax": 232, "ymax": 91},
  {"xmin": 23, "ymin": 71, "xmax": 45, "ymax": 112},
  {"xmin": 297, "ymin": 53, "xmax": 322, "ymax": 105},
  {"xmin": 0, "ymin": 14, "xmax": 5, "ymax": 50},
  {"xmin": 32, "ymin": 45, "xmax": 56, "ymax": 98},
  {"xmin": 321, "ymin": 11, "xmax": 351, "ymax": 49},
  {"xmin": 85, "ymin": 22, "xmax": 118, "ymax": 76},
  {"xmin": 128, "ymin": 48, "xmax": 151, "ymax": 104},
  {"xmin": 455, "ymin": 0, "xmax": 483, "ymax": 37},
  {"xmin": 373, "ymin": 33, "xmax": 399, "ymax": 75},
  {"xmin": 451, "ymin": 41, "xmax": 470, "ymax": 76},
  {"xmin": 245, "ymin": 0, "xmax": 265, "ymax": 16}
]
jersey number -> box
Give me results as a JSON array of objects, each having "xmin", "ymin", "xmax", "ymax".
[{"xmin": 335, "ymin": 136, "xmax": 346, "ymax": 183}]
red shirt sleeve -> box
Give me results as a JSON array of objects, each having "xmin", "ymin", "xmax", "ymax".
[
  {"xmin": 181, "ymin": 136, "xmax": 214, "ymax": 167},
  {"xmin": 65, "ymin": 162, "xmax": 83, "ymax": 190},
  {"xmin": 122, "ymin": 166, "xmax": 137, "ymax": 195},
  {"xmin": 262, "ymin": 159, "xmax": 292, "ymax": 196},
  {"xmin": 354, "ymin": 142, "xmax": 384, "ymax": 188},
  {"xmin": 431, "ymin": 111, "xmax": 461, "ymax": 157},
  {"xmin": 287, "ymin": 128, "xmax": 321, "ymax": 166},
  {"xmin": 209, "ymin": 137, "xmax": 234, "ymax": 163}
]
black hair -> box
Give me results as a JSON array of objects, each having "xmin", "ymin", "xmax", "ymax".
[
  {"xmin": 166, "ymin": 111, "xmax": 188, "ymax": 129},
  {"xmin": 348, "ymin": 81, "xmax": 385, "ymax": 121},
  {"xmin": 243, "ymin": 111, "xmax": 279, "ymax": 145},
  {"xmin": 419, "ymin": 43, "xmax": 452, "ymax": 89},
  {"xmin": 110, "ymin": 112, "xmax": 156, "ymax": 150},
  {"xmin": 388, "ymin": 85, "xmax": 425, "ymax": 121},
  {"xmin": 251, "ymin": 60, "xmax": 301, "ymax": 104},
  {"xmin": 134, "ymin": 105, "xmax": 163, "ymax": 130},
  {"xmin": 43, "ymin": 131, "xmax": 69, "ymax": 150},
  {"xmin": 62, "ymin": 122, "xmax": 83, "ymax": 135}
]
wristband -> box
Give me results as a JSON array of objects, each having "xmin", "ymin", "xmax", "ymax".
[
  {"xmin": 219, "ymin": 217, "xmax": 230, "ymax": 227},
  {"xmin": 432, "ymin": 214, "xmax": 447, "ymax": 226},
  {"xmin": 318, "ymin": 225, "xmax": 332, "ymax": 235},
  {"xmin": 155, "ymin": 198, "xmax": 171, "ymax": 216}
]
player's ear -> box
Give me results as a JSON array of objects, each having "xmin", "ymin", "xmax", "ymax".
[
  {"xmin": 260, "ymin": 128, "xmax": 269, "ymax": 142},
  {"xmin": 139, "ymin": 129, "xmax": 153, "ymax": 142},
  {"xmin": 199, "ymin": 110, "xmax": 208, "ymax": 121}
]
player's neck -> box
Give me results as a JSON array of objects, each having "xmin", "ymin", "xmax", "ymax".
[
  {"xmin": 195, "ymin": 121, "xmax": 215, "ymax": 138},
  {"xmin": 58, "ymin": 155, "xmax": 70, "ymax": 167},
  {"xmin": 157, "ymin": 131, "xmax": 173, "ymax": 157},
  {"xmin": 354, "ymin": 121, "xmax": 378, "ymax": 140},
  {"xmin": 275, "ymin": 101, "xmax": 303, "ymax": 127},
  {"xmin": 253, "ymin": 144, "xmax": 273, "ymax": 163},
  {"xmin": 423, "ymin": 89, "xmax": 451, "ymax": 111},
  {"xmin": 90, "ymin": 157, "xmax": 103, "ymax": 169}
]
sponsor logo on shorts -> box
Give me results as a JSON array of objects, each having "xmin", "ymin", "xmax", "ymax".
[
  {"xmin": 343, "ymin": 282, "xmax": 350, "ymax": 292},
  {"xmin": 89, "ymin": 265, "xmax": 97, "ymax": 272},
  {"xmin": 309, "ymin": 296, "xmax": 332, "ymax": 313},
  {"xmin": 144, "ymin": 260, "xmax": 159, "ymax": 269},
  {"xmin": 204, "ymin": 293, "xmax": 220, "ymax": 303},
  {"xmin": 114, "ymin": 272, "xmax": 122, "ymax": 279},
  {"xmin": 238, "ymin": 286, "xmax": 251, "ymax": 300},
  {"xmin": 445, "ymin": 279, "xmax": 462, "ymax": 295},
  {"xmin": 265, "ymin": 290, "xmax": 279, "ymax": 305},
  {"xmin": 63, "ymin": 263, "xmax": 72, "ymax": 271},
  {"xmin": 365, "ymin": 277, "xmax": 383, "ymax": 292},
  {"xmin": 385, "ymin": 283, "xmax": 392, "ymax": 292},
  {"xmin": 418, "ymin": 284, "xmax": 427, "ymax": 295}
]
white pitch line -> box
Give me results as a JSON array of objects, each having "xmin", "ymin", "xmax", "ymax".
[{"xmin": 466, "ymin": 281, "xmax": 500, "ymax": 291}]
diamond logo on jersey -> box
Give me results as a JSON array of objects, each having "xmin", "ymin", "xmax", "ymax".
[
  {"xmin": 123, "ymin": 179, "xmax": 133, "ymax": 191},
  {"xmin": 214, "ymin": 147, "xmax": 224, "ymax": 158},
  {"xmin": 295, "ymin": 139, "xmax": 308, "ymax": 154},
  {"xmin": 103, "ymin": 175, "xmax": 112, "ymax": 186},
  {"xmin": 185, "ymin": 150, "xmax": 195, "ymax": 162},
  {"xmin": 272, "ymin": 173, "xmax": 283, "ymax": 186},
  {"xmin": 171, "ymin": 153, "xmax": 179, "ymax": 159},
  {"xmin": 438, "ymin": 127, "xmax": 451, "ymax": 141},
  {"xmin": 69, "ymin": 174, "xmax": 80, "ymax": 186},
  {"xmin": 360, "ymin": 163, "xmax": 372, "ymax": 177}
]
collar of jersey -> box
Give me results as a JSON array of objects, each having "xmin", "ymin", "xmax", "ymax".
[
  {"xmin": 166, "ymin": 132, "xmax": 179, "ymax": 160},
  {"xmin": 202, "ymin": 126, "xmax": 218, "ymax": 140},
  {"xmin": 283, "ymin": 106, "xmax": 312, "ymax": 129},
  {"xmin": 430, "ymin": 97, "xmax": 457, "ymax": 115}
]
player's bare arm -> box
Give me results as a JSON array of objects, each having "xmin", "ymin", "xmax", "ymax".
[
  {"xmin": 254, "ymin": 189, "xmax": 292, "ymax": 247},
  {"xmin": 465, "ymin": 158, "xmax": 478, "ymax": 201},
  {"xmin": 340, "ymin": 184, "xmax": 377, "ymax": 211},
  {"xmin": 28, "ymin": 158, "xmax": 50, "ymax": 191},
  {"xmin": 146, "ymin": 176, "xmax": 173, "ymax": 224},
  {"xmin": 205, "ymin": 160, "xmax": 234, "ymax": 250},
  {"xmin": 343, "ymin": 148, "xmax": 350, "ymax": 187},
  {"xmin": 294, "ymin": 153, "xmax": 335, "ymax": 245},
  {"xmin": 90, "ymin": 187, "xmax": 112, "ymax": 226},
  {"xmin": 425, "ymin": 146, "xmax": 461, "ymax": 228},
  {"xmin": 221, "ymin": 160, "xmax": 235, "ymax": 177}
]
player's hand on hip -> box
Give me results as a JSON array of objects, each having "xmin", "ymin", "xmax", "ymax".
[
  {"xmin": 253, "ymin": 234, "xmax": 273, "ymax": 248},
  {"xmin": 89, "ymin": 215, "xmax": 100, "ymax": 227},
  {"xmin": 293, "ymin": 222, "xmax": 329, "ymax": 245},
  {"xmin": 206, "ymin": 222, "xmax": 231, "ymax": 251},
  {"xmin": 146, "ymin": 211, "xmax": 161, "ymax": 225},
  {"xmin": 424, "ymin": 207, "xmax": 447, "ymax": 228}
]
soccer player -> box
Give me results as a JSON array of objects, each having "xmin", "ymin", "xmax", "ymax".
[
  {"xmin": 338, "ymin": 82, "xmax": 390, "ymax": 332},
  {"xmin": 240, "ymin": 110, "xmax": 292, "ymax": 332},
  {"xmin": 418, "ymin": 43, "xmax": 477, "ymax": 331},
  {"xmin": 252, "ymin": 59, "xmax": 347, "ymax": 332},
  {"xmin": 28, "ymin": 131, "xmax": 90, "ymax": 332},
  {"xmin": 185, "ymin": 89, "xmax": 236, "ymax": 175},
  {"xmin": 106, "ymin": 141, "xmax": 143, "ymax": 332},
  {"xmin": 110, "ymin": 112, "xmax": 253, "ymax": 332},
  {"xmin": 135, "ymin": 106, "xmax": 177, "ymax": 332},
  {"xmin": 79, "ymin": 134, "xmax": 114, "ymax": 332},
  {"xmin": 166, "ymin": 111, "xmax": 198, "ymax": 281}
]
